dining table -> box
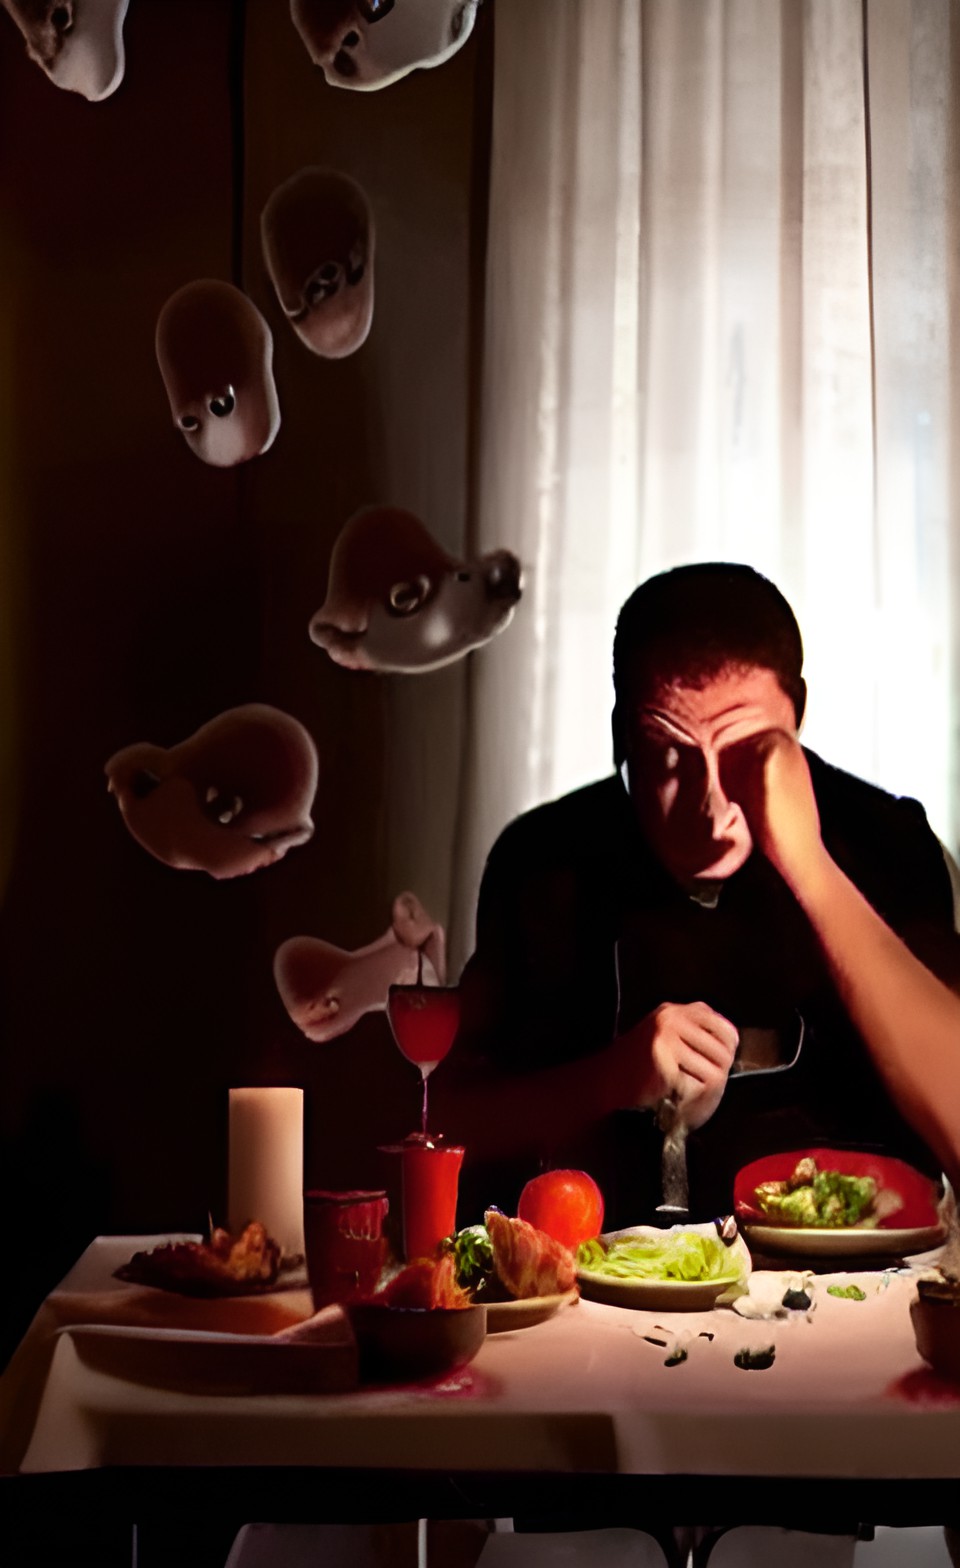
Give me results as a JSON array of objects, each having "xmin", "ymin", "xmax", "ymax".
[{"xmin": 2, "ymin": 1230, "xmax": 960, "ymax": 1539}]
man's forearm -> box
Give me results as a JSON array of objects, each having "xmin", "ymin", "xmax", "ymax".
[
  {"xmin": 787, "ymin": 851, "xmax": 960, "ymax": 1183},
  {"xmin": 433, "ymin": 1036, "xmax": 635, "ymax": 1165}
]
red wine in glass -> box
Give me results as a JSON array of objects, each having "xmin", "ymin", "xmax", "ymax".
[{"xmin": 387, "ymin": 978, "xmax": 461, "ymax": 1136}]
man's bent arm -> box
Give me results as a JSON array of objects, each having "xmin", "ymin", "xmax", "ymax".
[
  {"xmin": 733, "ymin": 731, "xmax": 960, "ymax": 1185},
  {"xmin": 787, "ymin": 852, "xmax": 960, "ymax": 1186}
]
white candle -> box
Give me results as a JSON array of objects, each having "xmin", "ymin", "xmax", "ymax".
[{"xmin": 228, "ymin": 1087, "xmax": 305, "ymax": 1258}]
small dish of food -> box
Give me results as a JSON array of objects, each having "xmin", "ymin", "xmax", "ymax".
[
  {"xmin": 575, "ymin": 1219, "xmax": 752, "ymax": 1311},
  {"xmin": 114, "ymin": 1223, "xmax": 306, "ymax": 1297},
  {"xmin": 346, "ymin": 1302, "xmax": 488, "ymax": 1382},
  {"xmin": 443, "ymin": 1208, "xmax": 580, "ymax": 1332},
  {"xmin": 345, "ymin": 1253, "xmax": 487, "ymax": 1381},
  {"xmin": 734, "ymin": 1149, "xmax": 946, "ymax": 1259}
]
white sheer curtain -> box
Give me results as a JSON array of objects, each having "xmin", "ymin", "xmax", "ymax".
[{"xmin": 450, "ymin": 0, "xmax": 959, "ymax": 971}]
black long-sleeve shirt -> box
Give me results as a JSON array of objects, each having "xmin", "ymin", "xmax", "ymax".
[{"xmin": 456, "ymin": 750, "xmax": 960, "ymax": 1226}]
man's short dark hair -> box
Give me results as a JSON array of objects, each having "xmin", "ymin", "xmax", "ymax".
[{"xmin": 612, "ymin": 563, "xmax": 805, "ymax": 764}]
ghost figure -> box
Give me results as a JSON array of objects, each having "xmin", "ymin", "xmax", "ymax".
[
  {"xmin": 155, "ymin": 281, "xmax": 280, "ymax": 467},
  {"xmin": 106, "ymin": 704, "xmax": 318, "ymax": 879},
  {"xmin": 290, "ymin": 0, "xmax": 479, "ymax": 91},
  {"xmin": 1, "ymin": 0, "xmax": 129, "ymax": 99},
  {"xmin": 261, "ymin": 168, "xmax": 373, "ymax": 359},
  {"xmin": 275, "ymin": 892, "xmax": 446, "ymax": 1043},
  {"xmin": 309, "ymin": 505, "xmax": 522, "ymax": 673}
]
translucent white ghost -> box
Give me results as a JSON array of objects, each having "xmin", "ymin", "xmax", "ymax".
[
  {"xmin": 106, "ymin": 704, "xmax": 318, "ymax": 879},
  {"xmin": 309, "ymin": 505, "xmax": 522, "ymax": 673},
  {"xmin": 275, "ymin": 893, "xmax": 446, "ymax": 1043},
  {"xmin": 1, "ymin": 0, "xmax": 128, "ymax": 99},
  {"xmin": 290, "ymin": 0, "xmax": 479, "ymax": 92},
  {"xmin": 155, "ymin": 281, "xmax": 280, "ymax": 467},
  {"xmin": 261, "ymin": 168, "xmax": 373, "ymax": 359}
]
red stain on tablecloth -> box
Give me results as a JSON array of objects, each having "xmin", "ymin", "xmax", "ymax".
[
  {"xmin": 363, "ymin": 1366, "xmax": 500, "ymax": 1398},
  {"xmin": 887, "ymin": 1367, "xmax": 960, "ymax": 1404},
  {"xmin": 427, "ymin": 1367, "xmax": 499, "ymax": 1398}
]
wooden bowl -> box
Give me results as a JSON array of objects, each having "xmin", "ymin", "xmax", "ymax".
[
  {"xmin": 345, "ymin": 1302, "xmax": 487, "ymax": 1383},
  {"xmin": 910, "ymin": 1279, "xmax": 960, "ymax": 1382}
]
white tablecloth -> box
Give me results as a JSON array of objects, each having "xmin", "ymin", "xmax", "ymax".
[{"xmin": 3, "ymin": 1236, "xmax": 959, "ymax": 1478}]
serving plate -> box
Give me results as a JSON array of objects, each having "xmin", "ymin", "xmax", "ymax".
[
  {"xmin": 114, "ymin": 1247, "xmax": 308, "ymax": 1298},
  {"xmin": 734, "ymin": 1148, "xmax": 945, "ymax": 1259},
  {"xmin": 65, "ymin": 1318, "xmax": 357, "ymax": 1395},
  {"xmin": 742, "ymin": 1221, "xmax": 945, "ymax": 1259},
  {"xmin": 485, "ymin": 1290, "xmax": 578, "ymax": 1333},
  {"xmin": 575, "ymin": 1223, "xmax": 751, "ymax": 1313}
]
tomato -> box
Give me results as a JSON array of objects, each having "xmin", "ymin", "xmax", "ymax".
[{"xmin": 517, "ymin": 1169, "xmax": 605, "ymax": 1252}]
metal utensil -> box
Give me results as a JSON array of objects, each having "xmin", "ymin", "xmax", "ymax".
[
  {"xmin": 614, "ymin": 937, "xmax": 805, "ymax": 1222},
  {"xmin": 655, "ymin": 1094, "xmax": 689, "ymax": 1221}
]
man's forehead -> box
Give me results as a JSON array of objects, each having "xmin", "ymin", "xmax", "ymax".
[{"xmin": 630, "ymin": 663, "xmax": 793, "ymax": 727}]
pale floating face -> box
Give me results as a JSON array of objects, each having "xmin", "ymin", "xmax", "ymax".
[
  {"xmin": 1, "ymin": 0, "xmax": 129, "ymax": 99},
  {"xmin": 624, "ymin": 665, "xmax": 799, "ymax": 886},
  {"xmin": 155, "ymin": 281, "xmax": 281, "ymax": 467},
  {"xmin": 261, "ymin": 168, "xmax": 373, "ymax": 359},
  {"xmin": 309, "ymin": 505, "xmax": 522, "ymax": 673},
  {"xmin": 105, "ymin": 704, "xmax": 318, "ymax": 879},
  {"xmin": 341, "ymin": 551, "xmax": 523, "ymax": 672},
  {"xmin": 290, "ymin": 0, "xmax": 479, "ymax": 91},
  {"xmin": 274, "ymin": 896, "xmax": 443, "ymax": 1043}
]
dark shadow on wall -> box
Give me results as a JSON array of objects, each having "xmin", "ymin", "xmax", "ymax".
[{"xmin": 0, "ymin": 0, "xmax": 493, "ymax": 1368}]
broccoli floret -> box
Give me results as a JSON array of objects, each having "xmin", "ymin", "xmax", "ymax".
[
  {"xmin": 756, "ymin": 1166, "xmax": 880, "ymax": 1227},
  {"xmin": 765, "ymin": 1186, "xmax": 820, "ymax": 1225},
  {"xmin": 447, "ymin": 1224, "xmax": 495, "ymax": 1290},
  {"xmin": 812, "ymin": 1171, "xmax": 877, "ymax": 1225}
]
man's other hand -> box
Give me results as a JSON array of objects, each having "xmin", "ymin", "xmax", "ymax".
[
  {"xmin": 719, "ymin": 728, "xmax": 825, "ymax": 888},
  {"xmin": 614, "ymin": 1000, "xmax": 739, "ymax": 1129}
]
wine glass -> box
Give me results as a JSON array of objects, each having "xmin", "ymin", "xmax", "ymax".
[{"xmin": 387, "ymin": 960, "xmax": 461, "ymax": 1137}]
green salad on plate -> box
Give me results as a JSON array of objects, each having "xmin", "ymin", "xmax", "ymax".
[{"xmin": 576, "ymin": 1226, "xmax": 748, "ymax": 1285}]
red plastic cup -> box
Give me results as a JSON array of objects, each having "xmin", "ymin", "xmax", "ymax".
[
  {"xmin": 303, "ymin": 1189, "xmax": 389, "ymax": 1310},
  {"xmin": 399, "ymin": 1139, "xmax": 464, "ymax": 1262}
]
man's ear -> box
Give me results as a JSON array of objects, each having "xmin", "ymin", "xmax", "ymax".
[
  {"xmin": 611, "ymin": 701, "xmax": 625, "ymax": 769},
  {"xmin": 795, "ymin": 678, "xmax": 807, "ymax": 733}
]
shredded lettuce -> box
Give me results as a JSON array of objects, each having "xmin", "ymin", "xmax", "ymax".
[
  {"xmin": 445, "ymin": 1224, "xmax": 495, "ymax": 1291},
  {"xmin": 576, "ymin": 1229, "xmax": 746, "ymax": 1284}
]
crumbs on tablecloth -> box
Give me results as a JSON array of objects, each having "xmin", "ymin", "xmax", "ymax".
[{"xmin": 734, "ymin": 1345, "xmax": 776, "ymax": 1370}]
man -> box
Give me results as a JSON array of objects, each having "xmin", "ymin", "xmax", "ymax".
[{"xmin": 441, "ymin": 563, "xmax": 960, "ymax": 1226}]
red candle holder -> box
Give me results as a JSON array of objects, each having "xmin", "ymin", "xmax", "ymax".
[
  {"xmin": 303, "ymin": 1188, "xmax": 389, "ymax": 1310},
  {"xmin": 379, "ymin": 1134, "xmax": 465, "ymax": 1262},
  {"xmin": 401, "ymin": 1136, "xmax": 464, "ymax": 1262}
]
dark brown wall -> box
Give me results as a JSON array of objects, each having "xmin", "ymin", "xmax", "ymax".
[{"xmin": 0, "ymin": 0, "xmax": 490, "ymax": 1359}]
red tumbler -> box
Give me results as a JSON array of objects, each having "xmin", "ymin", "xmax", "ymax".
[
  {"xmin": 399, "ymin": 1138, "xmax": 465, "ymax": 1262},
  {"xmin": 303, "ymin": 1189, "xmax": 389, "ymax": 1310}
]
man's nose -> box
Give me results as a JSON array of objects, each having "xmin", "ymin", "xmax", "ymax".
[{"xmin": 700, "ymin": 754, "xmax": 736, "ymax": 827}]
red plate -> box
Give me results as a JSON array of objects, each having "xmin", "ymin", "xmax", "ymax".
[{"xmin": 734, "ymin": 1147, "xmax": 942, "ymax": 1230}]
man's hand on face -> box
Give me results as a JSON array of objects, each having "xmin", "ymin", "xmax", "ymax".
[
  {"xmin": 616, "ymin": 1001, "xmax": 739, "ymax": 1129},
  {"xmin": 718, "ymin": 727, "xmax": 825, "ymax": 889}
]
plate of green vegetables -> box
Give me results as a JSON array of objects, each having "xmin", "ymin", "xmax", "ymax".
[{"xmin": 575, "ymin": 1221, "xmax": 752, "ymax": 1311}]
